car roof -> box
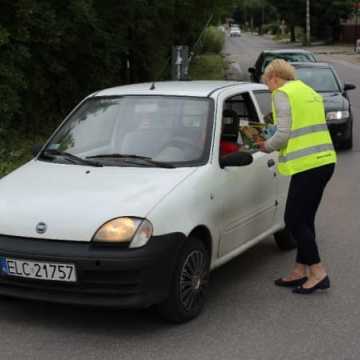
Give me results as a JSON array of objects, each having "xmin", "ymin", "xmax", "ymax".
[
  {"xmin": 263, "ymin": 49, "xmax": 314, "ymax": 54},
  {"xmin": 94, "ymin": 81, "xmax": 267, "ymax": 98},
  {"xmin": 289, "ymin": 62, "xmax": 332, "ymax": 69}
]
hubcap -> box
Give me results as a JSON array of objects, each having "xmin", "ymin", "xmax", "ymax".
[{"xmin": 179, "ymin": 250, "xmax": 208, "ymax": 312}]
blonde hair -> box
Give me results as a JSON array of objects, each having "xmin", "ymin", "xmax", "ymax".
[{"xmin": 263, "ymin": 59, "xmax": 296, "ymax": 81}]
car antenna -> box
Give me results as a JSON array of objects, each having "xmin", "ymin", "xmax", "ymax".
[{"xmin": 187, "ymin": 14, "xmax": 214, "ymax": 70}]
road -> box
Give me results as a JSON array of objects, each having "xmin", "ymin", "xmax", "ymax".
[{"xmin": 1, "ymin": 34, "xmax": 360, "ymax": 360}]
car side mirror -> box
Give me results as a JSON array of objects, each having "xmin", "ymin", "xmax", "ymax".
[
  {"xmin": 344, "ymin": 83, "xmax": 356, "ymax": 91},
  {"xmin": 32, "ymin": 144, "xmax": 43, "ymax": 157},
  {"xmin": 248, "ymin": 67, "xmax": 255, "ymax": 74},
  {"xmin": 220, "ymin": 151, "xmax": 253, "ymax": 169}
]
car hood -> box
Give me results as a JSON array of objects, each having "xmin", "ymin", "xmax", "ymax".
[
  {"xmin": 321, "ymin": 92, "xmax": 348, "ymax": 112},
  {"xmin": 0, "ymin": 160, "xmax": 196, "ymax": 241}
]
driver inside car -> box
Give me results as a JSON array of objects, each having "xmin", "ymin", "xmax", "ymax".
[{"xmin": 220, "ymin": 109, "xmax": 240, "ymax": 156}]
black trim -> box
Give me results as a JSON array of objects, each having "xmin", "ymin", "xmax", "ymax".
[{"xmin": 0, "ymin": 233, "xmax": 186, "ymax": 308}]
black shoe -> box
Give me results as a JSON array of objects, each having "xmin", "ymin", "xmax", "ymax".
[
  {"xmin": 292, "ymin": 276, "xmax": 330, "ymax": 294},
  {"xmin": 274, "ymin": 276, "xmax": 308, "ymax": 287}
]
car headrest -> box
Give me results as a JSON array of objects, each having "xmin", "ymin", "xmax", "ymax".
[{"xmin": 222, "ymin": 109, "xmax": 239, "ymax": 139}]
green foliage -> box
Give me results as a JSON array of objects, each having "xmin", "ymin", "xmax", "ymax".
[
  {"xmin": 0, "ymin": 0, "xmax": 231, "ymax": 177},
  {"xmin": 189, "ymin": 54, "xmax": 225, "ymax": 80},
  {"xmin": 267, "ymin": 0, "xmax": 355, "ymax": 42},
  {"xmin": 201, "ymin": 26, "xmax": 225, "ymax": 53},
  {"xmin": 262, "ymin": 22, "xmax": 280, "ymax": 35}
]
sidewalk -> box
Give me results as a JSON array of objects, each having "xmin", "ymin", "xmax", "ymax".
[{"xmin": 310, "ymin": 44, "xmax": 360, "ymax": 65}]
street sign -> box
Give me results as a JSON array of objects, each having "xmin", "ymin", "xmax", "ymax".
[{"xmin": 171, "ymin": 46, "xmax": 189, "ymax": 81}]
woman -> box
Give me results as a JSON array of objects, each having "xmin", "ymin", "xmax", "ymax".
[{"xmin": 257, "ymin": 59, "xmax": 336, "ymax": 294}]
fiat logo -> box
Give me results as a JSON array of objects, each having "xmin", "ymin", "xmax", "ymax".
[{"xmin": 36, "ymin": 222, "xmax": 47, "ymax": 234}]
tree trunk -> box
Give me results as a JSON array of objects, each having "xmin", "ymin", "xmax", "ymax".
[{"xmin": 290, "ymin": 25, "xmax": 296, "ymax": 42}]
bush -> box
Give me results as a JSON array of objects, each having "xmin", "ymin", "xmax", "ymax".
[
  {"xmin": 0, "ymin": 130, "xmax": 49, "ymax": 178},
  {"xmin": 189, "ymin": 54, "xmax": 225, "ymax": 80},
  {"xmin": 201, "ymin": 26, "xmax": 225, "ymax": 54},
  {"xmin": 262, "ymin": 22, "xmax": 280, "ymax": 35}
]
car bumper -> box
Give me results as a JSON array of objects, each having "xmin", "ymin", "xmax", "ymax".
[
  {"xmin": 327, "ymin": 118, "xmax": 352, "ymax": 143},
  {"xmin": 0, "ymin": 233, "xmax": 186, "ymax": 308}
]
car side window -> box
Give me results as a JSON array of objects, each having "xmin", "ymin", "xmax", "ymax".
[
  {"xmin": 224, "ymin": 92, "xmax": 260, "ymax": 123},
  {"xmin": 220, "ymin": 92, "xmax": 266, "ymax": 154},
  {"xmin": 253, "ymin": 91, "xmax": 272, "ymax": 123}
]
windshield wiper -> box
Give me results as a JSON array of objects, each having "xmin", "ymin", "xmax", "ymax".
[
  {"xmin": 41, "ymin": 149, "xmax": 103, "ymax": 167},
  {"xmin": 86, "ymin": 153, "xmax": 176, "ymax": 168}
]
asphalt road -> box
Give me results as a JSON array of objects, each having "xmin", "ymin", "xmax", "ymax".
[{"xmin": 1, "ymin": 34, "xmax": 360, "ymax": 360}]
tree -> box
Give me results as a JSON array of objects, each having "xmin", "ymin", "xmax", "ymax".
[{"xmin": 267, "ymin": 0, "xmax": 355, "ymax": 42}]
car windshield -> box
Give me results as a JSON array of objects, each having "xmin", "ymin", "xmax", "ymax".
[
  {"xmin": 262, "ymin": 53, "xmax": 315, "ymax": 71},
  {"xmin": 295, "ymin": 67, "xmax": 340, "ymax": 93},
  {"xmin": 42, "ymin": 96, "xmax": 213, "ymax": 167}
]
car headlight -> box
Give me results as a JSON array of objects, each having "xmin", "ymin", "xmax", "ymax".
[
  {"xmin": 326, "ymin": 111, "xmax": 349, "ymax": 121},
  {"xmin": 93, "ymin": 217, "xmax": 153, "ymax": 248}
]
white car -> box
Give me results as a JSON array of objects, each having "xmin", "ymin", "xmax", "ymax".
[
  {"xmin": 0, "ymin": 81, "xmax": 292, "ymax": 323},
  {"xmin": 230, "ymin": 26, "xmax": 241, "ymax": 37}
]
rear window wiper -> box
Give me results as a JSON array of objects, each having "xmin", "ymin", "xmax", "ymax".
[
  {"xmin": 41, "ymin": 149, "xmax": 103, "ymax": 167},
  {"xmin": 86, "ymin": 153, "xmax": 176, "ymax": 168}
]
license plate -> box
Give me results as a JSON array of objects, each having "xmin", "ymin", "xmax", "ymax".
[{"xmin": 0, "ymin": 257, "xmax": 77, "ymax": 282}]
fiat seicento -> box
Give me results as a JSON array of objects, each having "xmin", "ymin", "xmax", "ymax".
[{"xmin": 0, "ymin": 81, "xmax": 294, "ymax": 323}]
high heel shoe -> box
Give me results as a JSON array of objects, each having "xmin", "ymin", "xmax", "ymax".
[
  {"xmin": 274, "ymin": 276, "xmax": 307, "ymax": 287},
  {"xmin": 292, "ymin": 276, "xmax": 330, "ymax": 294}
]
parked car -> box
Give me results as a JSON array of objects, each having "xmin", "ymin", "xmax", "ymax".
[
  {"xmin": 291, "ymin": 62, "xmax": 356, "ymax": 149},
  {"xmin": 230, "ymin": 26, "xmax": 241, "ymax": 37},
  {"xmin": 248, "ymin": 49, "xmax": 317, "ymax": 82},
  {"xmin": 0, "ymin": 81, "xmax": 293, "ymax": 323}
]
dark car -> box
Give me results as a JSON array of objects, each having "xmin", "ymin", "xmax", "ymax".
[
  {"xmin": 290, "ymin": 62, "xmax": 355, "ymax": 149},
  {"xmin": 248, "ymin": 49, "xmax": 317, "ymax": 83}
]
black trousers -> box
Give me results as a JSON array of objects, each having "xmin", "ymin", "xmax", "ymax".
[{"xmin": 284, "ymin": 163, "xmax": 335, "ymax": 266}]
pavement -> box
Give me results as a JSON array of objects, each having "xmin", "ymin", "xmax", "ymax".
[{"xmin": 224, "ymin": 32, "xmax": 360, "ymax": 80}]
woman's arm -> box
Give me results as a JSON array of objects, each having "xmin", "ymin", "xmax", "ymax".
[{"xmin": 264, "ymin": 92, "xmax": 292, "ymax": 152}]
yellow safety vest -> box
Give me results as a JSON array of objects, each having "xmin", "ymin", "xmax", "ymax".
[{"xmin": 272, "ymin": 80, "xmax": 336, "ymax": 176}]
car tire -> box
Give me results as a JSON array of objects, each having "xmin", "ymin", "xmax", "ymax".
[
  {"xmin": 341, "ymin": 133, "xmax": 353, "ymax": 150},
  {"xmin": 274, "ymin": 228, "xmax": 297, "ymax": 251},
  {"xmin": 158, "ymin": 237, "xmax": 210, "ymax": 323}
]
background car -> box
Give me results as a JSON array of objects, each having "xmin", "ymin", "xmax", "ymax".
[
  {"xmin": 291, "ymin": 62, "xmax": 356, "ymax": 149},
  {"xmin": 248, "ymin": 49, "xmax": 317, "ymax": 82},
  {"xmin": 230, "ymin": 25, "xmax": 241, "ymax": 37}
]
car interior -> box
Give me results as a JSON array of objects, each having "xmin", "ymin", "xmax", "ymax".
[{"xmin": 222, "ymin": 93, "xmax": 265, "ymax": 152}]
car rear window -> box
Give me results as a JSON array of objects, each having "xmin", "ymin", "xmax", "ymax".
[
  {"xmin": 295, "ymin": 67, "xmax": 340, "ymax": 93},
  {"xmin": 262, "ymin": 53, "xmax": 316, "ymax": 71}
]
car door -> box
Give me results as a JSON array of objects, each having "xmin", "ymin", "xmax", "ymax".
[{"xmin": 216, "ymin": 89, "xmax": 278, "ymax": 257}]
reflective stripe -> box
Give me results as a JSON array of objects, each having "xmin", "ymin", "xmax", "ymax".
[
  {"xmin": 290, "ymin": 124, "xmax": 328, "ymax": 139},
  {"xmin": 279, "ymin": 143, "xmax": 335, "ymax": 163}
]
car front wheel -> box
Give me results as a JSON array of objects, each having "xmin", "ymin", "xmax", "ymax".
[
  {"xmin": 158, "ymin": 237, "xmax": 210, "ymax": 323},
  {"xmin": 274, "ymin": 228, "xmax": 297, "ymax": 251}
]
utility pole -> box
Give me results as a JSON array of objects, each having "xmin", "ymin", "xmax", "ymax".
[
  {"xmin": 305, "ymin": 0, "xmax": 311, "ymax": 46},
  {"xmin": 261, "ymin": 0, "xmax": 265, "ymax": 34}
]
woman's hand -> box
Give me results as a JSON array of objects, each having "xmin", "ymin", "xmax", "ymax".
[{"xmin": 256, "ymin": 141, "xmax": 268, "ymax": 152}]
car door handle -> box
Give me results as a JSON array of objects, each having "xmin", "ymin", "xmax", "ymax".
[{"xmin": 267, "ymin": 159, "xmax": 275, "ymax": 168}]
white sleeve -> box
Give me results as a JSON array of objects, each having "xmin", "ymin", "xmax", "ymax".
[{"xmin": 264, "ymin": 92, "xmax": 292, "ymax": 152}]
